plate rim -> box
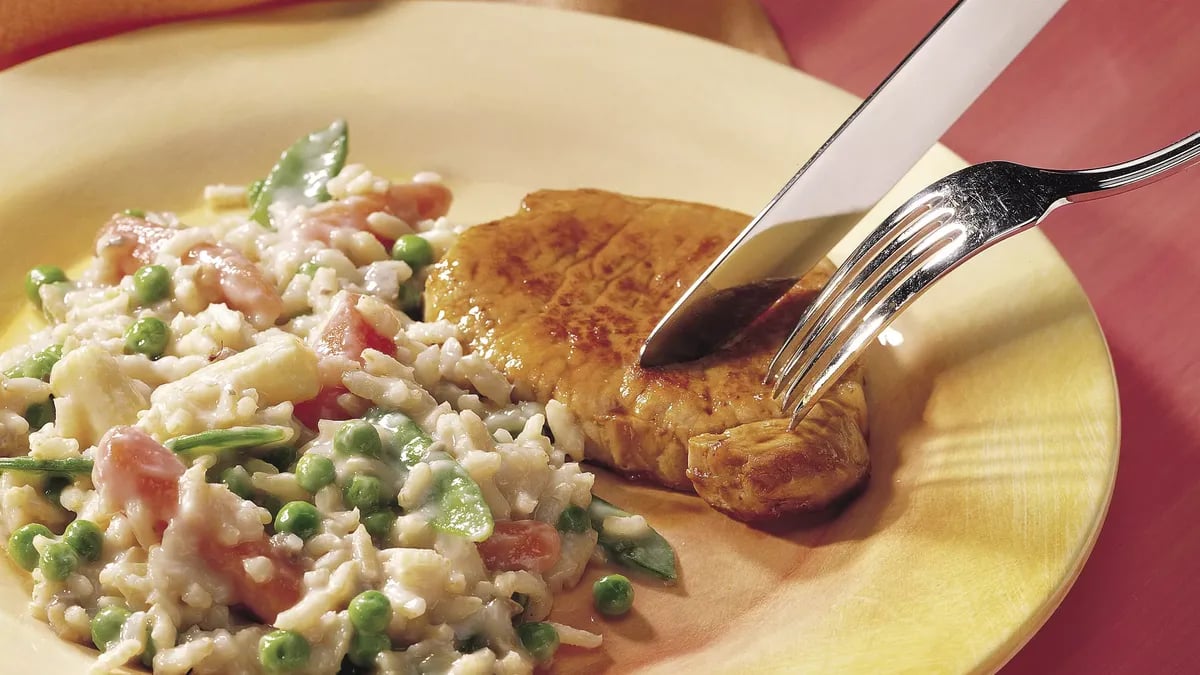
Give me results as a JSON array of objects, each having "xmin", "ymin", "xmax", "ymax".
[{"xmin": 0, "ymin": 2, "xmax": 1121, "ymax": 673}]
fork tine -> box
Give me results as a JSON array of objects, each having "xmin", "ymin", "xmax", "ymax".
[
  {"xmin": 764, "ymin": 193, "xmax": 944, "ymax": 386},
  {"xmin": 772, "ymin": 202, "xmax": 955, "ymax": 403},
  {"xmin": 782, "ymin": 223, "xmax": 971, "ymax": 426},
  {"xmin": 776, "ymin": 130, "xmax": 1200, "ymax": 423},
  {"xmin": 775, "ymin": 222, "xmax": 947, "ymax": 414}
]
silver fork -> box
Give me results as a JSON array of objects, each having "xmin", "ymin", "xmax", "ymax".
[{"xmin": 765, "ymin": 130, "xmax": 1200, "ymax": 426}]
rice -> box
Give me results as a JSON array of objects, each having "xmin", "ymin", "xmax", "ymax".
[{"xmin": 0, "ymin": 157, "xmax": 603, "ymax": 674}]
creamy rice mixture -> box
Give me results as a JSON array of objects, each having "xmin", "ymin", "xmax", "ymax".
[{"xmin": 0, "ymin": 123, "xmax": 665, "ymax": 674}]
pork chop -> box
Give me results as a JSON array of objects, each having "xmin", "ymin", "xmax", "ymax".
[{"xmin": 425, "ymin": 189, "xmax": 869, "ymax": 521}]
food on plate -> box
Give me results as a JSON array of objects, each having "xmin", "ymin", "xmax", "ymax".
[
  {"xmin": 592, "ymin": 574, "xmax": 634, "ymax": 617},
  {"xmin": 425, "ymin": 189, "xmax": 870, "ymax": 521},
  {"xmin": 0, "ymin": 121, "xmax": 674, "ymax": 674}
]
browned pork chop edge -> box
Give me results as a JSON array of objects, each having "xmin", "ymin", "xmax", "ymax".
[{"xmin": 425, "ymin": 189, "xmax": 869, "ymax": 521}]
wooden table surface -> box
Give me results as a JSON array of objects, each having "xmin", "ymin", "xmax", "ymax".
[{"xmin": 3, "ymin": 0, "xmax": 1196, "ymax": 672}]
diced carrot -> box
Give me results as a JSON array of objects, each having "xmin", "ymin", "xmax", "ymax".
[
  {"xmin": 195, "ymin": 537, "xmax": 303, "ymax": 624},
  {"xmin": 295, "ymin": 295, "xmax": 395, "ymax": 430},
  {"xmin": 313, "ymin": 294, "xmax": 397, "ymax": 362},
  {"xmin": 476, "ymin": 520, "xmax": 562, "ymax": 574},
  {"xmin": 293, "ymin": 385, "xmax": 357, "ymax": 430}
]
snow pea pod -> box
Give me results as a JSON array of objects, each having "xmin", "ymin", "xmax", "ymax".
[
  {"xmin": 589, "ymin": 495, "xmax": 677, "ymax": 582},
  {"xmin": 250, "ymin": 120, "xmax": 349, "ymax": 228},
  {"xmin": 0, "ymin": 457, "xmax": 93, "ymax": 474},
  {"xmin": 164, "ymin": 425, "xmax": 294, "ymax": 457},
  {"xmin": 365, "ymin": 409, "xmax": 494, "ymax": 542}
]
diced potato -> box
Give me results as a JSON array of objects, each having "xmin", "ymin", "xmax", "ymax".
[
  {"xmin": 138, "ymin": 335, "xmax": 319, "ymax": 439},
  {"xmin": 151, "ymin": 334, "xmax": 319, "ymax": 409},
  {"xmin": 50, "ymin": 345, "xmax": 149, "ymax": 447},
  {"xmin": 380, "ymin": 548, "xmax": 457, "ymax": 616}
]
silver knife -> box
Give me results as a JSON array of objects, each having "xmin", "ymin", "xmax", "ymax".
[{"xmin": 639, "ymin": 0, "xmax": 1068, "ymax": 367}]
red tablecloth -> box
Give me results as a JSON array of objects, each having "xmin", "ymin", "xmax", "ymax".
[{"xmin": 760, "ymin": 1, "xmax": 1198, "ymax": 673}]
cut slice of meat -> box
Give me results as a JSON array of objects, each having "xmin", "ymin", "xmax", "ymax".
[
  {"xmin": 425, "ymin": 189, "xmax": 869, "ymax": 521},
  {"xmin": 183, "ymin": 243, "xmax": 283, "ymax": 329},
  {"xmin": 94, "ymin": 214, "xmax": 178, "ymax": 282},
  {"xmin": 297, "ymin": 182, "xmax": 453, "ymax": 247}
]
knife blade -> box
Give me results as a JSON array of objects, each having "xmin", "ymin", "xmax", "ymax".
[{"xmin": 639, "ymin": 0, "xmax": 1068, "ymax": 367}]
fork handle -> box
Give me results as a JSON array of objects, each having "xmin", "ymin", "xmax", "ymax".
[{"xmin": 1055, "ymin": 129, "xmax": 1200, "ymax": 202}]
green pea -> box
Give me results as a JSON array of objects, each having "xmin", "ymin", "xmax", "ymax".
[
  {"xmin": 90, "ymin": 605, "xmax": 131, "ymax": 651},
  {"xmin": 592, "ymin": 574, "xmax": 634, "ymax": 616},
  {"xmin": 296, "ymin": 261, "xmax": 321, "ymax": 277},
  {"xmin": 516, "ymin": 622, "xmax": 559, "ymax": 663},
  {"xmin": 24, "ymin": 399, "xmax": 56, "ymax": 431},
  {"xmin": 5, "ymin": 345, "xmax": 64, "ymax": 380},
  {"xmin": 365, "ymin": 409, "xmax": 492, "ymax": 542},
  {"xmin": 274, "ymin": 501, "xmax": 321, "ymax": 540},
  {"xmin": 362, "ymin": 511, "xmax": 395, "ymax": 539},
  {"xmin": 25, "ymin": 265, "xmax": 67, "ymax": 308},
  {"xmin": 63, "ymin": 519, "xmax": 103, "ymax": 562},
  {"xmin": 33, "ymin": 345, "xmax": 63, "ymax": 379},
  {"xmin": 343, "ymin": 475, "xmax": 383, "ymax": 513},
  {"xmin": 221, "ymin": 466, "xmax": 254, "ymax": 500},
  {"xmin": 124, "ymin": 317, "xmax": 169, "ymax": 359},
  {"xmin": 348, "ymin": 590, "xmax": 392, "ymax": 634},
  {"xmin": 556, "ymin": 505, "xmax": 590, "ymax": 534},
  {"xmin": 391, "ymin": 234, "xmax": 434, "ymax": 269},
  {"xmin": 132, "ymin": 265, "xmax": 171, "ymax": 305},
  {"xmin": 8, "ymin": 522, "xmax": 52, "ymax": 571},
  {"xmin": 43, "ymin": 475, "xmax": 70, "ymax": 508},
  {"xmin": 122, "ymin": 208, "xmax": 146, "ymax": 218},
  {"xmin": 334, "ymin": 421, "xmax": 381, "ymax": 457},
  {"xmin": 294, "ymin": 454, "xmax": 335, "ymax": 493},
  {"xmin": 39, "ymin": 540, "xmax": 79, "ymax": 581},
  {"xmin": 258, "ymin": 629, "xmax": 310, "ymax": 672},
  {"xmin": 347, "ymin": 630, "xmax": 390, "ymax": 668}
]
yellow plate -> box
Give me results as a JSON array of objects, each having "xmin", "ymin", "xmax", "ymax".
[{"xmin": 0, "ymin": 2, "xmax": 1118, "ymax": 673}]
